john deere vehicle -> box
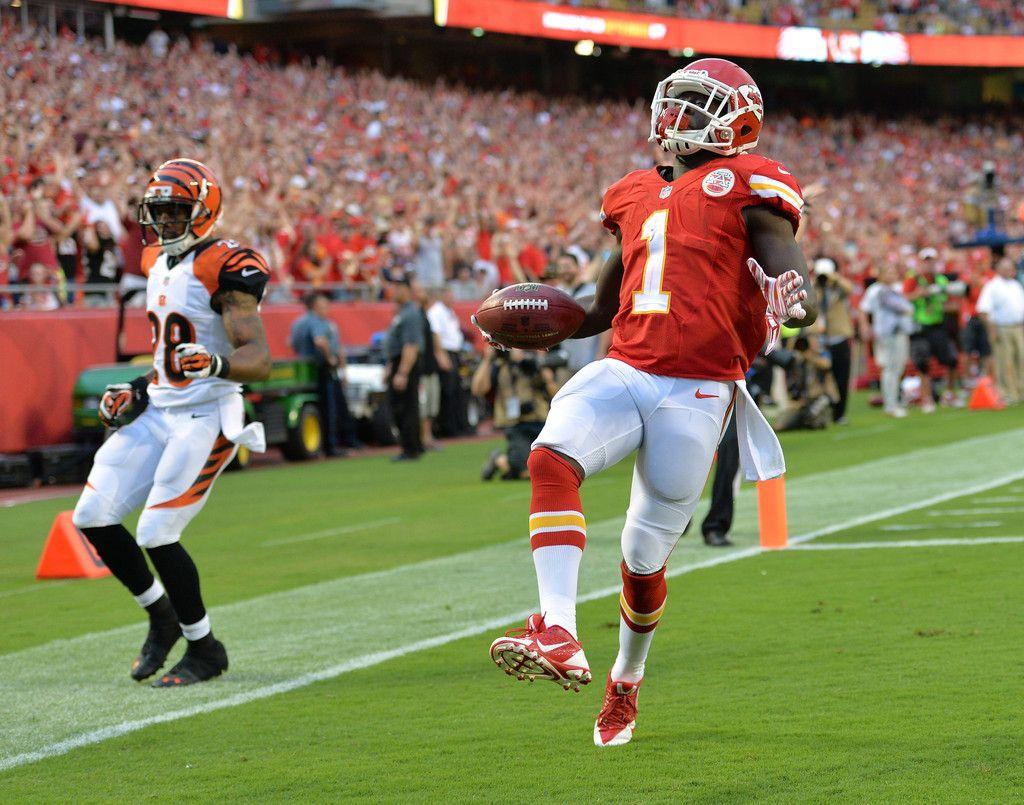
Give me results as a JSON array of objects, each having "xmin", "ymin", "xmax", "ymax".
[{"xmin": 72, "ymin": 359, "xmax": 324, "ymax": 468}]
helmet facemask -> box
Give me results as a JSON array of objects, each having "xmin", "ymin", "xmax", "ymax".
[
  {"xmin": 138, "ymin": 182, "xmax": 216, "ymax": 256},
  {"xmin": 649, "ymin": 70, "xmax": 761, "ymax": 157}
]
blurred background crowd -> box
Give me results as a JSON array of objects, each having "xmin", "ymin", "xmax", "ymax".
[
  {"xmin": 4, "ymin": 21, "xmax": 1023, "ymax": 308},
  {"xmin": 2, "ymin": 12, "xmax": 1023, "ymax": 436}
]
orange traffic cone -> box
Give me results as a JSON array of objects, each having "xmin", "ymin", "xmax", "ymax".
[
  {"xmin": 757, "ymin": 475, "xmax": 789, "ymax": 549},
  {"xmin": 36, "ymin": 511, "xmax": 111, "ymax": 579},
  {"xmin": 968, "ymin": 376, "xmax": 1006, "ymax": 411}
]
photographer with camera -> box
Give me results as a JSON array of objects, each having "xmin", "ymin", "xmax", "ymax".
[
  {"xmin": 472, "ymin": 348, "xmax": 568, "ymax": 481},
  {"xmin": 812, "ymin": 257, "xmax": 855, "ymax": 423},
  {"xmin": 774, "ymin": 326, "xmax": 835, "ymax": 432}
]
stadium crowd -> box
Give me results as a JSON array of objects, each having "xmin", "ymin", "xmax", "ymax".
[
  {"xmin": 566, "ymin": 0, "xmax": 1024, "ymax": 36},
  {"xmin": 2, "ymin": 22, "xmax": 1023, "ymax": 417}
]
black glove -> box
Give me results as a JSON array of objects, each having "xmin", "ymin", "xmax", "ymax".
[{"xmin": 98, "ymin": 374, "xmax": 150, "ymax": 428}]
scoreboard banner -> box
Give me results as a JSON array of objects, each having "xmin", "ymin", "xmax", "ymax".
[
  {"xmin": 92, "ymin": 0, "xmax": 243, "ymax": 18},
  {"xmin": 434, "ymin": 0, "xmax": 1024, "ymax": 68}
]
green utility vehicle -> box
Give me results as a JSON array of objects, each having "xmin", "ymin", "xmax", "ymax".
[{"xmin": 72, "ymin": 359, "xmax": 325, "ymax": 468}]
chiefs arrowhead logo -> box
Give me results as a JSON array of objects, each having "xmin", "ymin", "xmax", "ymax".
[{"xmin": 702, "ymin": 168, "xmax": 735, "ymax": 198}]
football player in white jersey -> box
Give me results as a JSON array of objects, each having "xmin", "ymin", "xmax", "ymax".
[{"xmin": 73, "ymin": 159, "xmax": 272, "ymax": 686}]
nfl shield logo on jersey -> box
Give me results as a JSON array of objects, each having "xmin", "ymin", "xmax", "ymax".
[
  {"xmin": 702, "ymin": 168, "xmax": 735, "ymax": 198},
  {"xmin": 659, "ymin": 186, "xmax": 672, "ymax": 199}
]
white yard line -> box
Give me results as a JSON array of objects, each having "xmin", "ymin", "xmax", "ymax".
[
  {"xmin": 782, "ymin": 469, "xmax": 1024, "ymax": 544},
  {"xmin": 928, "ymin": 507, "xmax": 1024, "ymax": 516},
  {"xmin": 0, "ymin": 581, "xmax": 70, "ymax": 600},
  {"xmin": 260, "ymin": 517, "xmax": 402, "ymax": 547},
  {"xmin": 791, "ymin": 536, "xmax": 1024, "ymax": 551},
  {"xmin": 2, "ymin": 430, "xmax": 1024, "ymax": 773},
  {"xmin": 882, "ymin": 521, "xmax": 1003, "ymax": 530}
]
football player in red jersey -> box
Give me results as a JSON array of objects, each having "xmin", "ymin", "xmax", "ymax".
[
  {"xmin": 486, "ymin": 60, "xmax": 817, "ymax": 745},
  {"xmin": 73, "ymin": 159, "xmax": 272, "ymax": 687}
]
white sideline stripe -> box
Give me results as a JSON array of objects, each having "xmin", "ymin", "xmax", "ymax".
[
  {"xmin": 784, "ymin": 470, "xmax": 1024, "ymax": 543},
  {"xmin": 0, "ymin": 581, "xmax": 70, "ymax": 600},
  {"xmin": 881, "ymin": 522, "xmax": 1002, "ymax": 531},
  {"xmin": 260, "ymin": 517, "xmax": 401, "ymax": 547},
  {"xmin": 791, "ymin": 536, "xmax": 1024, "ymax": 551},
  {"xmin": 3, "ymin": 437, "xmax": 1024, "ymax": 773},
  {"xmin": 928, "ymin": 507, "xmax": 1024, "ymax": 516},
  {"xmin": 0, "ymin": 613, "xmax": 529, "ymax": 773},
  {"xmin": 0, "ymin": 544, "xmax": 770, "ymax": 774}
]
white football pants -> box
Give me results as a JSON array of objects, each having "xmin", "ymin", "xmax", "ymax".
[
  {"xmin": 534, "ymin": 358, "xmax": 734, "ymax": 574},
  {"xmin": 73, "ymin": 397, "xmax": 239, "ymax": 548}
]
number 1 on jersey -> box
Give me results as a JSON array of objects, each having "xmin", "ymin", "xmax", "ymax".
[{"xmin": 632, "ymin": 209, "xmax": 671, "ymax": 315}]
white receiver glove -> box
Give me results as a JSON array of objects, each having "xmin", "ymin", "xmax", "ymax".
[{"xmin": 746, "ymin": 258, "xmax": 808, "ymax": 355}]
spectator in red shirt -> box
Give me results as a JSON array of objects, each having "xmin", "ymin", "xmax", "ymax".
[
  {"xmin": 118, "ymin": 194, "xmax": 147, "ymax": 307},
  {"xmin": 11, "ymin": 181, "xmax": 61, "ymax": 283},
  {"xmin": 959, "ymin": 261, "xmax": 996, "ymax": 379},
  {"xmin": 0, "ymin": 194, "xmax": 13, "ymax": 309}
]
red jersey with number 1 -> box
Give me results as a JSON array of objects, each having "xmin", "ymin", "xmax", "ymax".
[{"xmin": 600, "ymin": 153, "xmax": 803, "ymax": 381}]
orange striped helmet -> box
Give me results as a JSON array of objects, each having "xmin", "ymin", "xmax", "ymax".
[{"xmin": 138, "ymin": 158, "xmax": 223, "ymax": 256}]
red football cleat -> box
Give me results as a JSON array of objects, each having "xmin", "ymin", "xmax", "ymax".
[
  {"xmin": 489, "ymin": 614, "xmax": 591, "ymax": 692},
  {"xmin": 594, "ymin": 675, "xmax": 640, "ymax": 746}
]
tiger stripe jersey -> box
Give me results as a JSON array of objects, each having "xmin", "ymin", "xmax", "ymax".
[{"xmin": 145, "ymin": 237, "xmax": 271, "ymax": 409}]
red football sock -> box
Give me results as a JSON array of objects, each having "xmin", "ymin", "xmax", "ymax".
[
  {"xmin": 528, "ymin": 448, "xmax": 586, "ymax": 638},
  {"xmin": 611, "ymin": 561, "xmax": 668, "ymax": 683}
]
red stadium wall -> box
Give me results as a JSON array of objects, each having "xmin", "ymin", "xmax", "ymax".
[{"xmin": 0, "ymin": 302, "xmax": 483, "ymax": 454}]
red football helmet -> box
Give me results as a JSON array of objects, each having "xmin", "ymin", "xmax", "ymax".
[
  {"xmin": 138, "ymin": 158, "xmax": 223, "ymax": 256},
  {"xmin": 649, "ymin": 58, "xmax": 763, "ymax": 157}
]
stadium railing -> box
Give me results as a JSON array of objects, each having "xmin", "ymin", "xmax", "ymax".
[{"xmin": 0, "ymin": 281, "xmax": 388, "ymax": 307}]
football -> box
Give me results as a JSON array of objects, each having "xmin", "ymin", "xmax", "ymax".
[{"xmin": 474, "ymin": 283, "xmax": 587, "ymax": 350}]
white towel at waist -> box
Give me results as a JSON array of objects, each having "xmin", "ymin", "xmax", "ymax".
[
  {"xmin": 732, "ymin": 379, "xmax": 785, "ymax": 481},
  {"xmin": 218, "ymin": 392, "xmax": 266, "ymax": 453}
]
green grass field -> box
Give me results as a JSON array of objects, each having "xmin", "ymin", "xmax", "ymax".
[{"xmin": 2, "ymin": 395, "xmax": 1023, "ymax": 801}]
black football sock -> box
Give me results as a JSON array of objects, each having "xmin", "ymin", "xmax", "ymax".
[
  {"xmin": 80, "ymin": 525, "xmax": 155, "ymax": 598},
  {"xmin": 146, "ymin": 543, "xmax": 211, "ymax": 641},
  {"xmin": 145, "ymin": 594, "xmax": 178, "ymax": 628}
]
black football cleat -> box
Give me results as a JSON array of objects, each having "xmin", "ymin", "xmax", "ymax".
[
  {"xmin": 152, "ymin": 638, "xmax": 229, "ymax": 687},
  {"xmin": 131, "ymin": 620, "xmax": 183, "ymax": 682},
  {"xmin": 703, "ymin": 530, "xmax": 734, "ymax": 548}
]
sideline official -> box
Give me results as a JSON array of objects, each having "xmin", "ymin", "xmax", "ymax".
[
  {"xmin": 290, "ymin": 291, "xmax": 358, "ymax": 456},
  {"xmin": 384, "ymin": 269, "xmax": 425, "ymax": 461},
  {"xmin": 427, "ymin": 285, "xmax": 469, "ymax": 436},
  {"xmin": 978, "ymin": 256, "xmax": 1024, "ymax": 404}
]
